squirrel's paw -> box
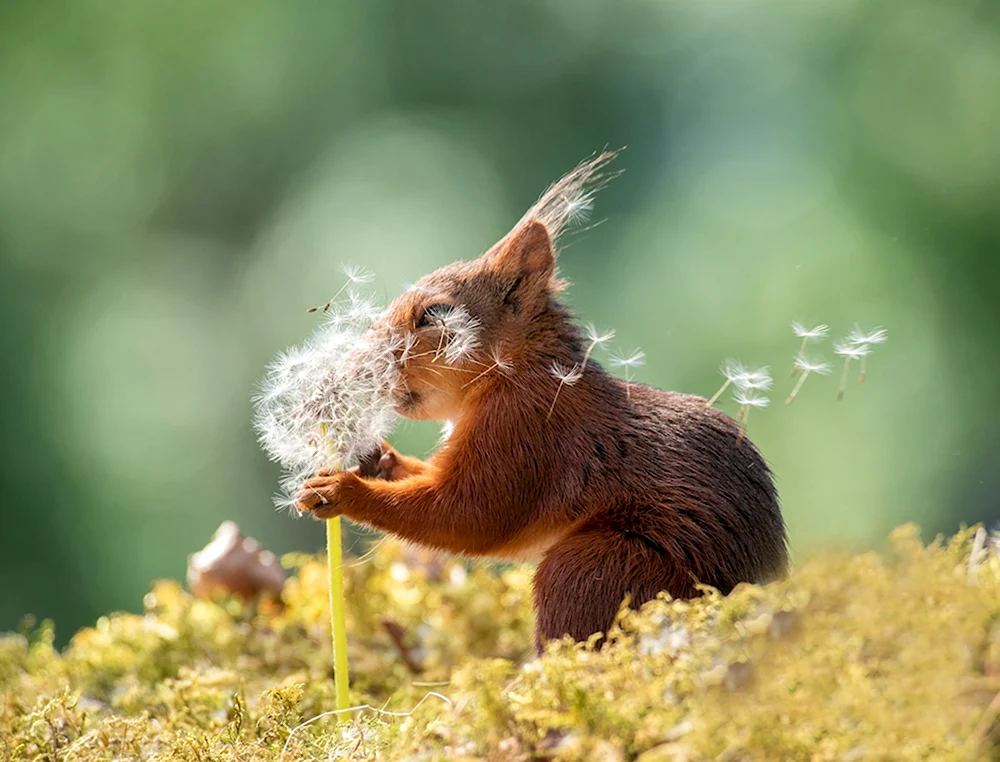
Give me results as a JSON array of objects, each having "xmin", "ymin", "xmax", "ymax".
[
  {"xmin": 316, "ymin": 442, "xmax": 405, "ymax": 481},
  {"xmin": 295, "ymin": 471, "xmax": 357, "ymax": 520}
]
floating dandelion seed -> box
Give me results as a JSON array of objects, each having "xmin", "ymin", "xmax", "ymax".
[
  {"xmin": 441, "ymin": 307, "xmax": 482, "ymax": 365},
  {"xmin": 706, "ymin": 360, "xmax": 770, "ymax": 407},
  {"xmin": 307, "ymin": 265, "xmax": 376, "ymax": 313},
  {"xmin": 792, "ymin": 321, "xmax": 830, "ymax": 340},
  {"xmin": 784, "ymin": 355, "xmax": 832, "ymax": 405},
  {"xmin": 463, "ymin": 343, "xmax": 514, "ymax": 388},
  {"xmin": 706, "ymin": 360, "xmax": 744, "ymax": 407},
  {"xmin": 610, "ymin": 349, "xmax": 646, "ymax": 373},
  {"xmin": 583, "ymin": 324, "xmax": 616, "ymax": 359},
  {"xmin": 487, "ymin": 344, "xmax": 514, "ymax": 376},
  {"xmin": 790, "ymin": 322, "xmax": 829, "ymax": 376},
  {"xmin": 733, "ymin": 389, "xmax": 770, "ymax": 445},
  {"xmin": 563, "ymin": 196, "xmax": 593, "ymax": 225},
  {"xmin": 610, "ymin": 349, "xmax": 645, "ymax": 399},
  {"xmin": 341, "ymin": 264, "xmax": 374, "ymax": 285},
  {"xmin": 847, "ymin": 326, "xmax": 888, "ymax": 346},
  {"xmin": 846, "ymin": 326, "xmax": 887, "ymax": 383},
  {"xmin": 421, "ymin": 304, "xmax": 482, "ymax": 365},
  {"xmin": 546, "ymin": 360, "xmax": 583, "ymax": 419},
  {"xmin": 509, "ymin": 149, "xmax": 623, "ymax": 248},
  {"xmin": 549, "ymin": 360, "xmax": 585, "ymax": 386},
  {"xmin": 546, "ymin": 325, "xmax": 612, "ymax": 420},
  {"xmin": 834, "ymin": 340, "xmax": 870, "ymax": 401},
  {"xmin": 741, "ymin": 369, "xmax": 773, "ymax": 391}
]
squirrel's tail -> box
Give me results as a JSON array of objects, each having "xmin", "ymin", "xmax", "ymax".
[{"xmin": 508, "ymin": 148, "xmax": 624, "ymax": 250}]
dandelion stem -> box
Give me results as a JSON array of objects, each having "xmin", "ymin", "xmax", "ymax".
[
  {"xmin": 706, "ymin": 379, "xmax": 731, "ymax": 407},
  {"xmin": 784, "ymin": 370, "xmax": 810, "ymax": 405},
  {"xmin": 736, "ymin": 405, "xmax": 749, "ymax": 446},
  {"xmin": 326, "ymin": 517, "xmax": 350, "ymax": 711},
  {"xmin": 462, "ymin": 361, "xmax": 500, "ymax": 388},
  {"xmin": 791, "ymin": 338, "xmax": 808, "ymax": 376},
  {"xmin": 837, "ymin": 357, "xmax": 851, "ymax": 401},
  {"xmin": 546, "ymin": 383, "xmax": 566, "ymax": 421},
  {"xmin": 546, "ymin": 331, "xmax": 607, "ymax": 420},
  {"xmin": 307, "ymin": 282, "xmax": 350, "ymax": 314},
  {"xmin": 859, "ymin": 355, "xmax": 867, "ymax": 383}
]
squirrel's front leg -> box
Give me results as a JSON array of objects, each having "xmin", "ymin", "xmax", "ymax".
[
  {"xmin": 295, "ymin": 467, "xmax": 513, "ymax": 556},
  {"xmin": 318, "ymin": 442, "xmax": 428, "ymax": 482}
]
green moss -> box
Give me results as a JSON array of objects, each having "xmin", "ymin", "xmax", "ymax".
[{"xmin": 3, "ymin": 525, "xmax": 999, "ymax": 760}]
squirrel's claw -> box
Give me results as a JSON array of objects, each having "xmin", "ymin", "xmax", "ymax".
[{"xmin": 295, "ymin": 474, "xmax": 348, "ymax": 519}]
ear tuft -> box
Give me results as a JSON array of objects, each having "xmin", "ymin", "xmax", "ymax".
[{"xmin": 491, "ymin": 219, "xmax": 555, "ymax": 278}]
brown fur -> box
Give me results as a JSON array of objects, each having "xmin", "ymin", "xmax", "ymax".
[{"xmin": 297, "ymin": 172, "xmax": 788, "ymax": 652}]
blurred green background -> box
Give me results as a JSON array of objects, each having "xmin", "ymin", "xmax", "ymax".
[{"xmin": 2, "ymin": 0, "xmax": 998, "ymax": 641}]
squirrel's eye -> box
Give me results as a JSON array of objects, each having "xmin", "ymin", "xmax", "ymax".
[{"xmin": 417, "ymin": 303, "xmax": 453, "ymax": 328}]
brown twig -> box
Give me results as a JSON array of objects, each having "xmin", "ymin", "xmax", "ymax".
[{"xmin": 379, "ymin": 616, "xmax": 424, "ymax": 674}]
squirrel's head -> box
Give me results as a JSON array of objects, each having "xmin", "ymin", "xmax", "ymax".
[
  {"xmin": 370, "ymin": 150, "xmax": 621, "ymax": 422},
  {"xmin": 373, "ymin": 221, "xmax": 559, "ymax": 420}
]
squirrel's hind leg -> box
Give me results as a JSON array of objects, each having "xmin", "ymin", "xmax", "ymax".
[{"xmin": 532, "ymin": 517, "xmax": 691, "ymax": 653}]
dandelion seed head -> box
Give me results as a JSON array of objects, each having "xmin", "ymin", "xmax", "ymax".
[
  {"xmin": 254, "ymin": 284, "xmax": 401, "ymax": 511},
  {"xmin": 793, "ymin": 355, "xmax": 832, "ymax": 374},
  {"xmin": 549, "ymin": 360, "xmax": 584, "ymax": 386},
  {"xmin": 791, "ymin": 321, "xmax": 830, "ymax": 340}
]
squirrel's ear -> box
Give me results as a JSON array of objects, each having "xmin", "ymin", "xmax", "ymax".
[{"xmin": 488, "ymin": 220, "xmax": 555, "ymax": 280}]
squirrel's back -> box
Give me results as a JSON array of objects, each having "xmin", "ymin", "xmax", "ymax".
[
  {"xmin": 536, "ymin": 368, "xmax": 787, "ymax": 594},
  {"xmin": 621, "ymin": 382, "xmax": 786, "ymax": 589}
]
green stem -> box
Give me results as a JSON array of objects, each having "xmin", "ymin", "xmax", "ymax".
[{"xmin": 327, "ymin": 518, "xmax": 350, "ymax": 711}]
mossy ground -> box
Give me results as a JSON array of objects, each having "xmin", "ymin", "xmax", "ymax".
[{"xmin": 3, "ymin": 525, "xmax": 1000, "ymax": 761}]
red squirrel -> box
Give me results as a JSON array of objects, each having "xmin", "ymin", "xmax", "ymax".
[{"xmin": 296, "ymin": 152, "xmax": 788, "ymax": 651}]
